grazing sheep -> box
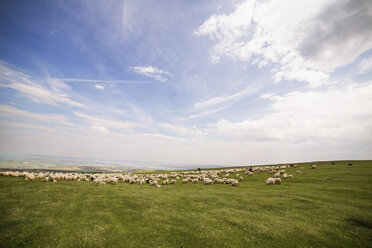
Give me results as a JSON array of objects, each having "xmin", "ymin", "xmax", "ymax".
[
  {"xmin": 25, "ymin": 174, "xmax": 35, "ymax": 181},
  {"xmin": 282, "ymin": 173, "xmax": 288, "ymax": 179},
  {"xmin": 288, "ymin": 175, "xmax": 293, "ymax": 179},
  {"xmin": 266, "ymin": 178, "xmax": 275, "ymax": 185},
  {"xmin": 274, "ymin": 173, "xmax": 280, "ymax": 178},
  {"xmin": 311, "ymin": 165, "xmax": 317, "ymax": 169},
  {"xmin": 204, "ymin": 178, "xmax": 213, "ymax": 185},
  {"xmin": 150, "ymin": 180, "xmax": 159, "ymax": 186},
  {"xmin": 170, "ymin": 179, "xmax": 176, "ymax": 184},
  {"xmin": 247, "ymin": 172, "xmax": 253, "ymax": 176},
  {"xmin": 274, "ymin": 178, "xmax": 281, "ymax": 184},
  {"xmin": 108, "ymin": 177, "xmax": 118, "ymax": 184},
  {"xmin": 239, "ymin": 176, "xmax": 243, "ymax": 181},
  {"xmin": 231, "ymin": 180, "xmax": 239, "ymax": 186},
  {"xmin": 182, "ymin": 179, "xmax": 188, "ymax": 184},
  {"xmin": 296, "ymin": 170, "xmax": 301, "ymax": 174}
]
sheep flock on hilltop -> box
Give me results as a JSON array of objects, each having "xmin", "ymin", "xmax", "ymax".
[{"xmin": 0, "ymin": 163, "xmax": 317, "ymax": 187}]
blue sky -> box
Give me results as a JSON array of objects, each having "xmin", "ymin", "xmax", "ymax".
[{"xmin": 0, "ymin": 0, "xmax": 371, "ymax": 165}]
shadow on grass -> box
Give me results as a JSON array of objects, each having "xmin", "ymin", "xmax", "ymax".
[{"xmin": 347, "ymin": 217, "xmax": 372, "ymax": 229}]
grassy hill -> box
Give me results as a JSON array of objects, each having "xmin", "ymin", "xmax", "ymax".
[{"xmin": 0, "ymin": 160, "xmax": 371, "ymax": 247}]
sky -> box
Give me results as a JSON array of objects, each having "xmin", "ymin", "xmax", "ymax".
[{"xmin": 0, "ymin": 0, "xmax": 371, "ymax": 166}]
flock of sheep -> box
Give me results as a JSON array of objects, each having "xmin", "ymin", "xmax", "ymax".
[{"xmin": 0, "ymin": 163, "xmax": 316, "ymax": 187}]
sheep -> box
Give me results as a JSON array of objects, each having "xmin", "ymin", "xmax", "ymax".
[
  {"xmin": 182, "ymin": 179, "xmax": 188, "ymax": 184},
  {"xmin": 274, "ymin": 173, "xmax": 280, "ymax": 178},
  {"xmin": 94, "ymin": 178, "xmax": 104, "ymax": 185},
  {"xmin": 266, "ymin": 178, "xmax": 275, "ymax": 185},
  {"xmin": 247, "ymin": 172, "xmax": 253, "ymax": 176},
  {"xmin": 239, "ymin": 176, "xmax": 243, "ymax": 181},
  {"xmin": 231, "ymin": 180, "xmax": 239, "ymax": 186},
  {"xmin": 25, "ymin": 174, "xmax": 35, "ymax": 181},
  {"xmin": 311, "ymin": 165, "xmax": 317, "ymax": 169},
  {"xmin": 192, "ymin": 179, "xmax": 198, "ymax": 184},
  {"xmin": 204, "ymin": 178, "xmax": 213, "ymax": 185},
  {"xmin": 296, "ymin": 170, "xmax": 301, "ymax": 174},
  {"xmin": 274, "ymin": 178, "xmax": 281, "ymax": 184},
  {"xmin": 162, "ymin": 179, "xmax": 169, "ymax": 185},
  {"xmin": 282, "ymin": 173, "xmax": 288, "ymax": 179},
  {"xmin": 151, "ymin": 180, "xmax": 159, "ymax": 186},
  {"xmin": 288, "ymin": 175, "xmax": 293, "ymax": 179},
  {"xmin": 108, "ymin": 177, "xmax": 118, "ymax": 184},
  {"xmin": 170, "ymin": 179, "xmax": 176, "ymax": 184}
]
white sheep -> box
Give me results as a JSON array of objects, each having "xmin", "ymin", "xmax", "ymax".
[
  {"xmin": 266, "ymin": 178, "xmax": 275, "ymax": 185},
  {"xmin": 274, "ymin": 178, "xmax": 281, "ymax": 184},
  {"xmin": 311, "ymin": 165, "xmax": 317, "ymax": 169},
  {"xmin": 231, "ymin": 180, "xmax": 239, "ymax": 186}
]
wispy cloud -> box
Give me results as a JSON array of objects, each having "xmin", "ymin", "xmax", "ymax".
[
  {"xmin": 194, "ymin": 85, "xmax": 259, "ymax": 109},
  {"xmin": 158, "ymin": 123, "xmax": 206, "ymax": 136},
  {"xmin": 0, "ymin": 64, "xmax": 86, "ymax": 108},
  {"xmin": 59, "ymin": 78, "xmax": 157, "ymax": 84},
  {"xmin": 0, "ymin": 104, "xmax": 73, "ymax": 126},
  {"xmin": 72, "ymin": 111, "xmax": 143, "ymax": 133},
  {"xmin": 129, "ymin": 66, "xmax": 172, "ymax": 82}
]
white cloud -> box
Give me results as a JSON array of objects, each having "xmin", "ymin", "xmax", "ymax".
[
  {"xmin": 129, "ymin": 65, "xmax": 171, "ymax": 82},
  {"xmin": 357, "ymin": 57, "xmax": 372, "ymax": 74},
  {"xmin": 95, "ymin": 84, "xmax": 105, "ymax": 89},
  {"xmin": 0, "ymin": 64, "xmax": 86, "ymax": 108},
  {"xmin": 210, "ymin": 82, "xmax": 372, "ymax": 143},
  {"xmin": 196, "ymin": 0, "xmax": 372, "ymax": 87}
]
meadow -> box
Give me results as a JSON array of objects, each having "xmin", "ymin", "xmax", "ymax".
[{"xmin": 0, "ymin": 160, "xmax": 371, "ymax": 248}]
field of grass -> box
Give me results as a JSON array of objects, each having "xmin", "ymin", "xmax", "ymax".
[{"xmin": 0, "ymin": 160, "xmax": 371, "ymax": 248}]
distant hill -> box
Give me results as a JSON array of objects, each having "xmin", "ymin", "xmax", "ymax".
[{"xmin": 0, "ymin": 154, "xmax": 225, "ymax": 172}]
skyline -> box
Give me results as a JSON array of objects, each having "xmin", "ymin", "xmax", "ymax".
[{"xmin": 0, "ymin": 0, "xmax": 371, "ymax": 166}]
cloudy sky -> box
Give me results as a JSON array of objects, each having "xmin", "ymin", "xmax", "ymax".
[{"xmin": 0, "ymin": 0, "xmax": 371, "ymax": 166}]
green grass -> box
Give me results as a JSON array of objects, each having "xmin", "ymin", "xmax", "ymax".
[{"xmin": 0, "ymin": 160, "xmax": 371, "ymax": 248}]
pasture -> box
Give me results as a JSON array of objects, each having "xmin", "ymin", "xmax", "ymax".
[{"xmin": 0, "ymin": 160, "xmax": 371, "ymax": 247}]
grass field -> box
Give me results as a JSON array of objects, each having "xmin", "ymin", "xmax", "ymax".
[{"xmin": 0, "ymin": 160, "xmax": 371, "ymax": 248}]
